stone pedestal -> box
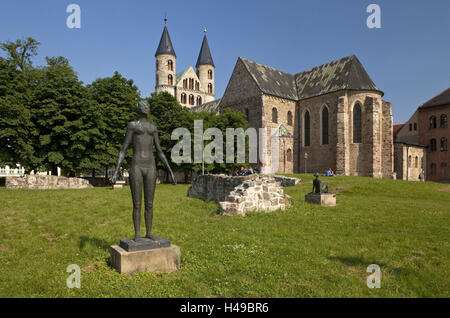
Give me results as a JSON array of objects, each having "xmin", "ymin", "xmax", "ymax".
[
  {"xmin": 305, "ymin": 192, "xmax": 336, "ymax": 206},
  {"xmin": 112, "ymin": 181, "xmax": 126, "ymax": 190},
  {"xmin": 110, "ymin": 243, "xmax": 180, "ymax": 275}
]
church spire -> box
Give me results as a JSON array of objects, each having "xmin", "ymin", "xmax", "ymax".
[
  {"xmin": 155, "ymin": 18, "xmax": 176, "ymax": 57},
  {"xmin": 196, "ymin": 30, "xmax": 214, "ymax": 67}
]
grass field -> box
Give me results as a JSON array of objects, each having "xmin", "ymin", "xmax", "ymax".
[{"xmin": 0, "ymin": 174, "xmax": 449, "ymax": 297}]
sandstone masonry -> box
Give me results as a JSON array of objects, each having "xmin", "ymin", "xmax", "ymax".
[
  {"xmin": 6, "ymin": 175, "xmax": 93, "ymax": 189},
  {"xmin": 187, "ymin": 174, "xmax": 294, "ymax": 216}
]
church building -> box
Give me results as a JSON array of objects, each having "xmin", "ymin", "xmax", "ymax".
[
  {"xmin": 154, "ymin": 22, "xmax": 394, "ymax": 178},
  {"xmin": 154, "ymin": 21, "xmax": 215, "ymax": 107},
  {"xmin": 210, "ymin": 55, "xmax": 394, "ymax": 177}
]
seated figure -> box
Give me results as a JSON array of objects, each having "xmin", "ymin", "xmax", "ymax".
[{"xmin": 312, "ymin": 173, "xmax": 328, "ymax": 194}]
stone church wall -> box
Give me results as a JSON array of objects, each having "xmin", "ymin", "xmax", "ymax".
[{"xmin": 298, "ymin": 92, "xmax": 340, "ymax": 174}]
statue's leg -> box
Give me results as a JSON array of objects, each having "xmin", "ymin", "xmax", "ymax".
[
  {"xmin": 143, "ymin": 166, "xmax": 156, "ymax": 239},
  {"xmin": 129, "ymin": 165, "xmax": 143, "ymax": 240}
]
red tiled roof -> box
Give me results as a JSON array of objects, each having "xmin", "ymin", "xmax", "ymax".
[{"xmin": 393, "ymin": 124, "xmax": 405, "ymax": 138}]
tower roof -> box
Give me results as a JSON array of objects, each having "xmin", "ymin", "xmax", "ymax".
[
  {"xmin": 196, "ymin": 34, "xmax": 214, "ymax": 67},
  {"xmin": 155, "ymin": 25, "xmax": 176, "ymax": 57}
]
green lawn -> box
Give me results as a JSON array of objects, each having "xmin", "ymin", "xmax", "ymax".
[{"xmin": 0, "ymin": 175, "xmax": 449, "ymax": 297}]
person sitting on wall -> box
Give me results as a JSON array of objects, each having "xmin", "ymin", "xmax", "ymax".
[
  {"xmin": 326, "ymin": 169, "xmax": 331, "ymax": 177},
  {"xmin": 330, "ymin": 168, "xmax": 335, "ymax": 176}
]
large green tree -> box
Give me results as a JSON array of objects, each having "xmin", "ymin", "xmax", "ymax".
[
  {"xmin": 87, "ymin": 72, "xmax": 141, "ymax": 175},
  {"xmin": 31, "ymin": 56, "xmax": 96, "ymax": 176},
  {"xmin": 0, "ymin": 38, "xmax": 42, "ymax": 173},
  {"xmin": 145, "ymin": 92, "xmax": 249, "ymax": 179}
]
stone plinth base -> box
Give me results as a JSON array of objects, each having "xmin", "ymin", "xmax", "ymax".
[
  {"xmin": 305, "ymin": 193, "xmax": 336, "ymax": 206},
  {"xmin": 112, "ymin": 181, "xmax": 125, "ymax": 190},
  {"xmin": 110, "ymin": 244, "xmax": 180, "ymax": 275}
]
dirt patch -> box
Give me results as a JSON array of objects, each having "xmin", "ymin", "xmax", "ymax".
[
  {"xmin": 436, "ymin": 186, "xmax": 450, "ymax": 192},
  {"xmin": 334, "ymin": 186, "xmax": 352, "ymax": 194},
  {"xmin": 99, "ymin": 221, "xmax": 110, "ymax": 227},
  {"xmin": 82, "ymin": 261, "xmax": 103, "ymax": 273},
  {"xmin": 40, "ymin": 233, "xmax": 68, "ymax": 242},
  {"xmin": 0, "ymin": 246, "xmax": 8, "ymax": 252},
  {"xmin": 348, "ymin": 266, "xmax": 362, "ymax": 273}
]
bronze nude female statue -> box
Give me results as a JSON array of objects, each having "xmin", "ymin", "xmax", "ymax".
[{"xmin": 111, "ymin": 101, "xmax": 176, "ymax": 242}]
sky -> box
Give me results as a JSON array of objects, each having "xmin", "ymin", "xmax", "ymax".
[{"xmin": 0, "ymin": 0, "xmax": 449, "ymax": 124}]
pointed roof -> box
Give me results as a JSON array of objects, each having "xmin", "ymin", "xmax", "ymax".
[
  {"xmin": 155, "ymin": 25, "xmax": 176, "ymax": 57},
  {"xmin": 196, "ymin": 34, "xmax": 214, "ymax": 67},
  {"xmin": 239, "ymin": 57, "xmax": 298, "ymax": 100},
  {"xmin": 295, "ymin": 55, "xmax": 381, "ymax": 99}
]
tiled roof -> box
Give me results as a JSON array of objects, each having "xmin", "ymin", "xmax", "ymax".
[
  {"xmin": 393, "ymin": 124, "xmax": 405, "ymax": 138},
  {"xmin": 190, "ymin": 99, "xmax": 222, "ymax": 113},
  {"xmin": 175, "ymin": 69, "xmax": 188, "ymax": 84},
  {"xmin": 240, "ymin": 58, "xmax": 298, "ymax": 100},
  {"xmin": 295, "ymin": 55, "xmax": 381, "ymax": 99},
  {"xmin": 419, "ymin": 87, "xmax": 450, "ymax": 109},
  {"xmin": 155, "ymin": 26, "xmax": 176, "ymax": 57},
  {"xmin": 239, "ymin": 55, "xmax": 381, "ymax": 101},
  {"xmin": 196, "ymin": 35, "xmax": 214, "ymax": 67}
]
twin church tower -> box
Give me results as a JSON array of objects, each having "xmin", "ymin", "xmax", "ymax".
[{"xmin": 155, "ymin": 20, "xmax": 215, "ymax": 107}]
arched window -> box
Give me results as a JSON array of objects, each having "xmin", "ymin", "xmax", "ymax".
[
  {"xmin": 245, "ymin": 108, "xmax": 249, "ymax": 121},
  {"xmin": 286, "ymin": 149, "xmax": 292, "ymax": 162},
  {"xmin": 208, "ymin": 69, "xmax": 213, "ymax": 80},
  {"xmin": 196, "ymin": 96, "xmax": 202, "ymax": 106},
  {"xmin": 408, "ymin": 155, "xmax": 412, "ymax": 168},
  {"xmin": 181, "ymin": 93, "xmax": 187, "ymax": 104},
  {"xmin": 183, "ymin": 79, "xmax": 187, "ymax": 89},
  {"xmin": 272, "ymin": 107, "xmax": 278, "ymax": 123},
  {"xmin": 421, "ymin": 157, "xmax": 424, "ymax": 168},
  {"xmin": 168, "ymin": 60, "xmax": 173, "ymax": 71},
  {"xmin": 430, "ymin": 116, "xmax": 437, "ymax": 129},
  {"xmin": 304, "ymin": 111, "xmax": 310, "ymax": 147},
  {"xmin": 441, "ymin": 137, "xmax": 448, "ymax": 151},
  {"xmin": 415, "ymin": 156, "xmax": 418, "ymax": 168},
  {"xmin": 414, "ymin": 123, "xmax": 417, "ymax": 131},
  {"xmin": 409, "ymin": 123, "xmax": 412, "ymax": 131},
  {"xmin": 441, "ymin": 163, "xmax": 448, "ymax": 177},
  {"xmin": 287, "ymin": 111, "xmax": 293, "ymax": 126},
  {"xmin": 353, "ymin": 103, "xmax": 362, "ymax": 143},
  {"xmin": 189, "ymin": 94, "xmax": 194, "ymax": 105},
  {"xmin": 430, "ymin": 163, "xmax": 437, "ymax": 176},
  {"xmin": 168, "ymin": 74, "xmax": 173, "ymax": 85},
  {"xmin": 430, "ymin": 138, "xmax": 437, "ymax": 152},
  {"xmin": 322, "ymin": 106, "xmax": 329, "ymax": 145},
  {"xmin": 195, "ymin": 81, "xmax": 199, "ymax": 91},
  {"xmin": 441, "ymin": 114, "xmax": 448, "ymax": 128},
  {"xmin": 208, "ymin": 83, "xmax": 212, "ymax": 94}
]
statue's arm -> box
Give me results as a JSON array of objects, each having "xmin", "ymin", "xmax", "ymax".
[
  {"xmin": 154, "ymin": 128, "xmax": 176, "ymax": 185},
  {"xmin": 112, "ymin": 122, "xmax": 133, "ymax": 182}
]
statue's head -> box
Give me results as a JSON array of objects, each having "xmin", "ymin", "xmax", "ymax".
[
  {"xmin": 314, "ymin": 172, "xmax": 319, "ymax": 178},
  {"xmin": 135, "ymin": 100, "xmax": 150, "ymax": 116}
]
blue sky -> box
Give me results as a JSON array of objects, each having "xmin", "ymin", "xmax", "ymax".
[{"xmin": 0, "ymin": 0, "xmax": 449, "ymax": 124}]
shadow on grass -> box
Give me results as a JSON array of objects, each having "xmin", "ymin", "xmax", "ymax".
[
  {"xmin": 328, "ymin": 256, "xmax": 387, "ymax": 268},
  {"xmin": 79, "ymin": 235, "xmax": 111, "ymax": 252}
]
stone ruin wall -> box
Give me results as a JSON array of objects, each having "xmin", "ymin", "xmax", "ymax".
[
  {"xmin": 6, "ymin": 175, "xmax": 93, "ymax": 190},
  {"xmin": 187, "ymin": 174, "xmax": 299, "ymax": 216}
]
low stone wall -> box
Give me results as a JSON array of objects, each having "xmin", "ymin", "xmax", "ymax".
[
  {"xmin": 6, "ymin": 175, "xmax": 93, "ymax": 189},
  {"xmin": 187, "ymin": 174, "xmax": 291, "ymax": 216},
  {"xmin": 274, "ymin": 175, "xmax": 301, "ymax": 187}
]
